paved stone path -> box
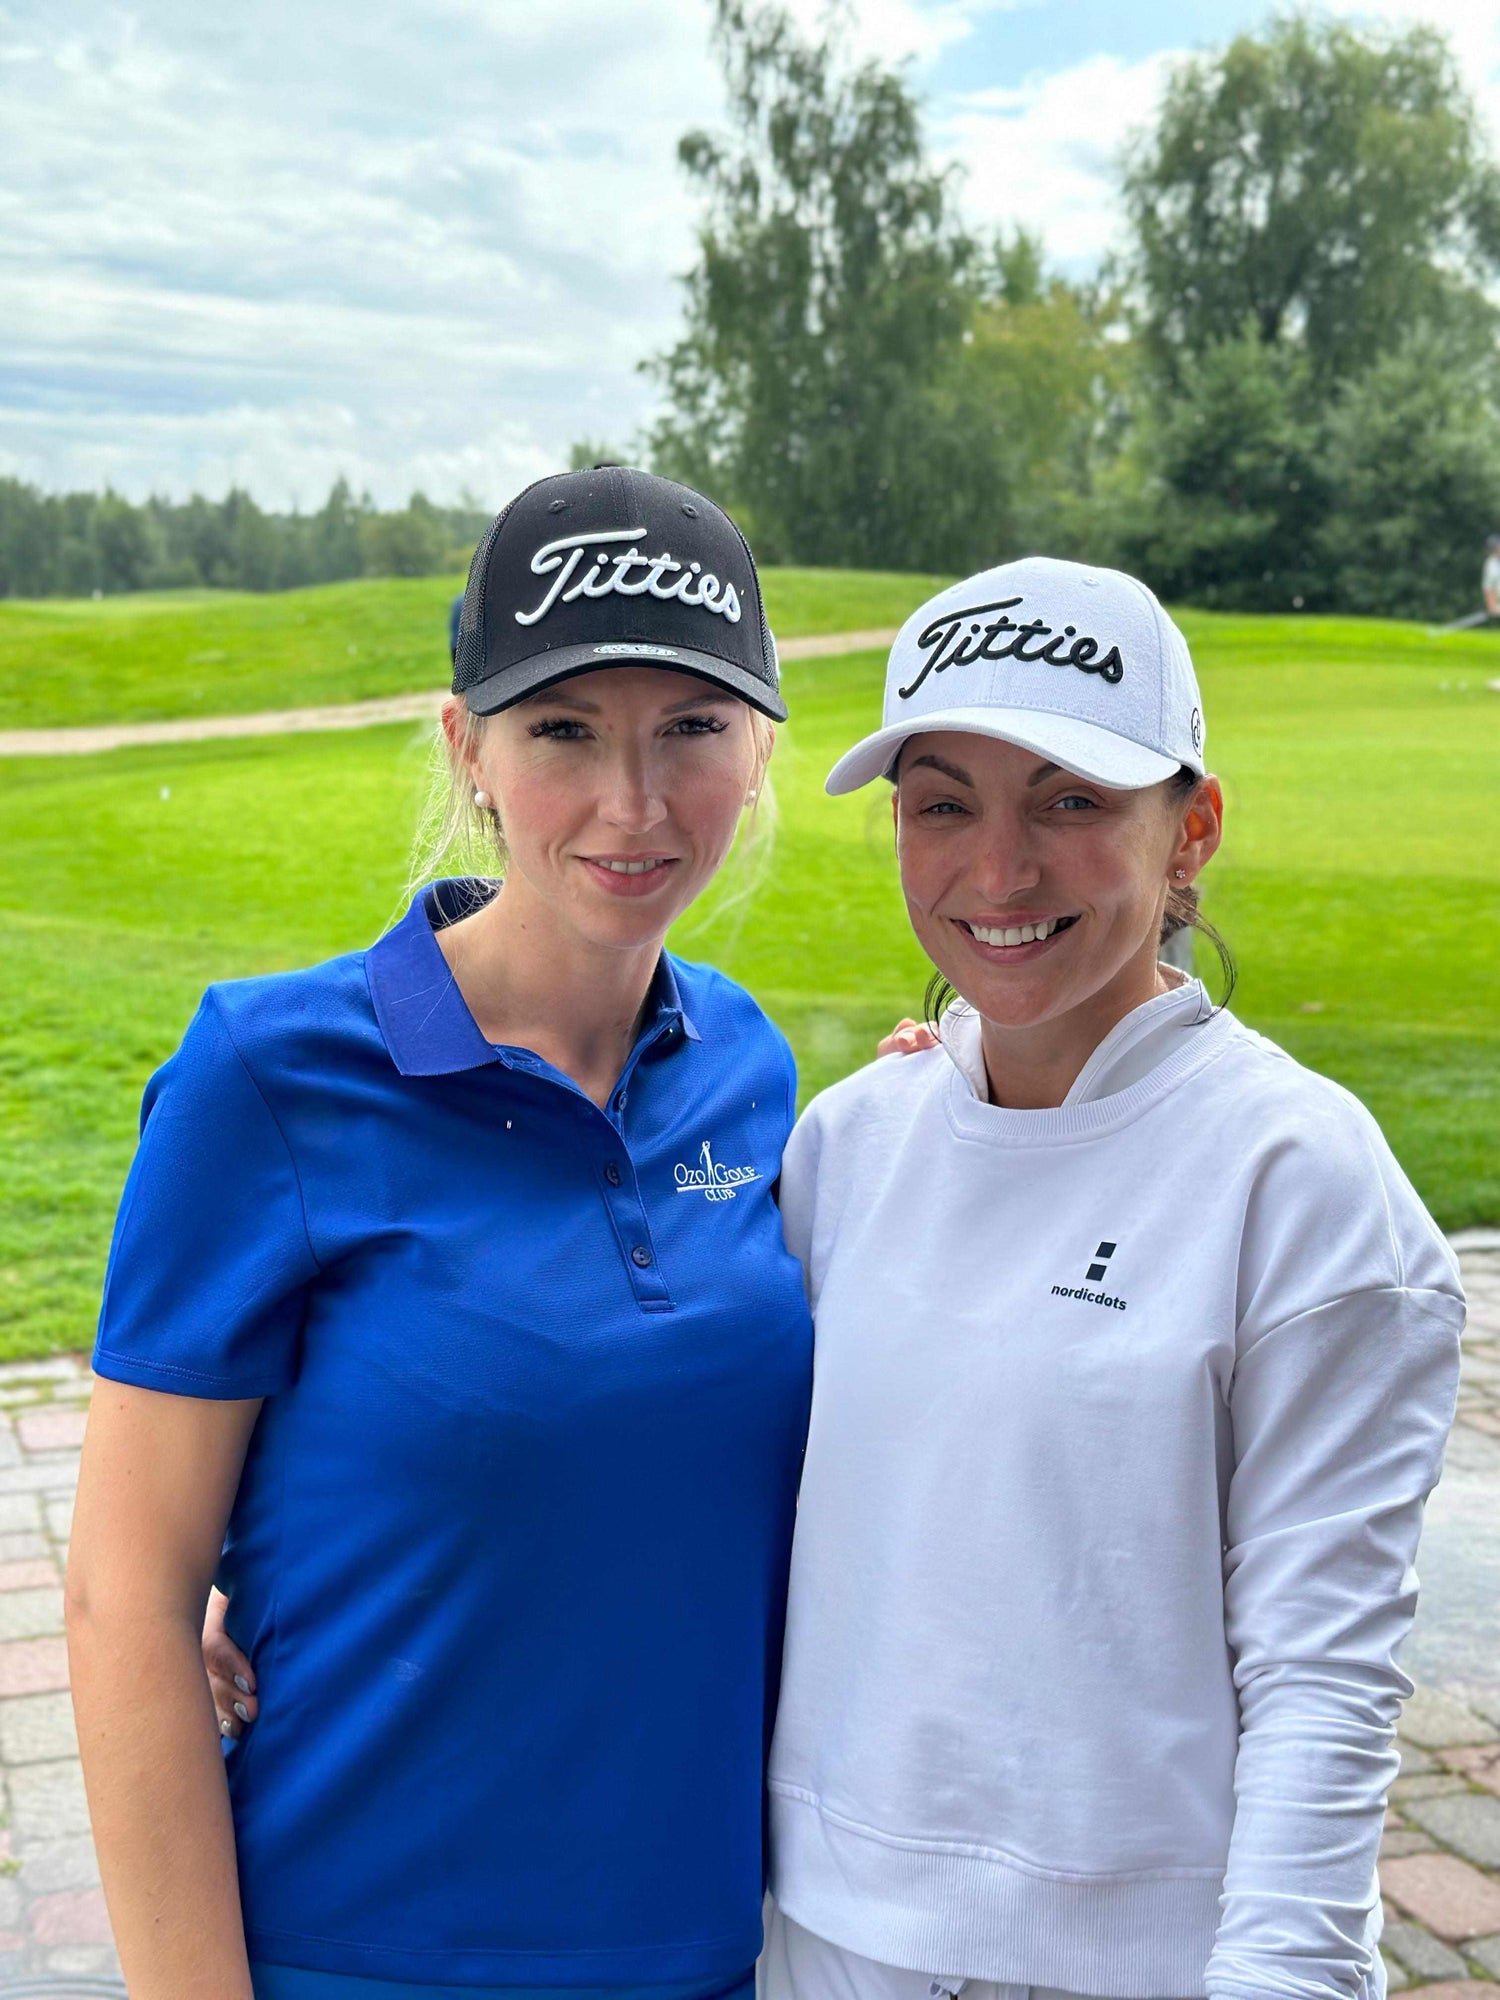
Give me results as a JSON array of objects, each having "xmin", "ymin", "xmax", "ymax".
[
  {"xmin": 0, "ymin": 628, "xmax": 903, "ymax": 759},
  {"xmin": 1, "ymin": 1239, "xmax": 1496, "ymax": 1991}
]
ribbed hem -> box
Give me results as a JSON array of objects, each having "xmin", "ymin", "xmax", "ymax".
[
  {"xmin": 242, "ymin": 1922, "xmax": 759, "ymax": 1989},
  {"xmin": 770, "ymin": 1793, "xmax": 1225, "ymax": 1998}
]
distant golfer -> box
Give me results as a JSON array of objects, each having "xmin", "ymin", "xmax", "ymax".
[{"xmin": 1431, "ymin": 534, "xmax": 1500, "ymax": 634}]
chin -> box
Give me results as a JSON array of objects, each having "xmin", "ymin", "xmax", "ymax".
[
  {"xmin": 572, "ymin": 896, "xmax": 688, "ymax": 953},
  {"xmin": 954, "ymin": 979, "xmax": 1071, "ymax": 1030}
]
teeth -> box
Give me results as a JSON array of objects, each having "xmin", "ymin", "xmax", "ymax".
[
  {"xmin": 971, "ymin": 917, "xmax": 1062, "ymax": 946},
  {"xmin": 598, "ymin": 859, "xmax": 664, "ymax": 875}
]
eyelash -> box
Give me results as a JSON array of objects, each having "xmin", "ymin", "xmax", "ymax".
[
  {"xmin": 526, "ymin": 715, "xmax": 729, "ymax": 740},
  {"xmin": 918, "ymin": 793, "xmax": 1100, "ymax": 817}
]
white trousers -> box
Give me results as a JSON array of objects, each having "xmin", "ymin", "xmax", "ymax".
[{"xmin": 759, "ymin": 1904, "xmax": 1179, "ymax": 2000}]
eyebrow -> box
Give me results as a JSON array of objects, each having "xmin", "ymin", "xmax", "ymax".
[
  {"xmin": 519, "ymin": 687, "xmax": 599, "ymax": 713},
  {"xmin": 904, "ymin": 753, "xmax": 1063, "ymax": 787},
  {"xmin": 663, "ymin": 689, "xmax": 734, "ymax": 715},
  {"xmin": 905, "ymin": 752, "xmax": 975, "ymax": 785}
]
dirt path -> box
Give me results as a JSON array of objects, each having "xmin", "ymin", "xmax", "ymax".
[{"xmin": 0, "ymin": 628, "xmax": 901, "ymax": 758}]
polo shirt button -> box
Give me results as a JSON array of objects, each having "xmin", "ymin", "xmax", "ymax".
[
  {"xmin": 630, "ymin": 1245, "xmax": 652, "ymax": 1269},
  {"xmin": 604, "ymin": 1162, "xmax": 622, "ymax": 1187},
  {"xmin": 614, "ymin": 1090, "xmax": 627, "ymax": 1111}
]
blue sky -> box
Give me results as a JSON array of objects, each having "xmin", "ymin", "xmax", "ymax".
[{"xmin": 0, "ymin": 0, "xmax": 1492, "ymax": 511}]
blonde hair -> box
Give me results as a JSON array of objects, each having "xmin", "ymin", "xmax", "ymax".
[{"xmin": 406, "ymin": 698, "xmax": 778, "ymax": 916}]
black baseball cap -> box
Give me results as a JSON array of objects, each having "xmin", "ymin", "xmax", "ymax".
[{"xmin": 452, "ymin": 465, "xmax": 786, "ymax": 721}]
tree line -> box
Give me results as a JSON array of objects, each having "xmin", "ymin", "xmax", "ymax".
[
  {"xmin": 636, "ymin": 4, "xmax": 1500, "ymax": 622},
  {"xmin": 0, "ymin": 479, "xmax": 490, "ymax": 601}
]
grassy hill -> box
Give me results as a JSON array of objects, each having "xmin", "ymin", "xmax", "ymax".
[
  {"xmin": 0, "ymin": 568, "xmax": 949, "ymax": 730},
  {"xmin": 1, "ymin": 591, "xmax": 1496, "ymax": 1359}
]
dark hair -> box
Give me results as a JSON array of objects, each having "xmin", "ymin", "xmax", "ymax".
[{"xmin": 920, "ymin": 764, "xmax": 1236, "ymax": 1026}]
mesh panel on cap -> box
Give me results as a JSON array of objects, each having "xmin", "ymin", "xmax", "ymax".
[
  {"xmin": 451, "ymin": 499, "xmax": 513, "ymax": 699},
  {"xmin": 719, "ymin": 504, "xmax": 778, "ymax": 687}
]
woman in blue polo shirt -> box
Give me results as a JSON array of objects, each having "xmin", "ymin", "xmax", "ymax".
[{"xmin": 67, "ymin": 467, "xmax": 814, "ymax": 2000}]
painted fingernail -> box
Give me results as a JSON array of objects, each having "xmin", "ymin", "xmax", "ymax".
[
  {"xmin": 233, "ymin": 1675, "xmax": 250, "ymax": 1693},
  {"xmin": 233, "ymin": 1701, "xmax": 249, "ymax": 1721},
  {"xmin": 220, "ymin": 1717, "xmax": 232, "ymax": 1735}
]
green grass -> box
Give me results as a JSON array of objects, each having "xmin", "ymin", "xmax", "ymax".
[
  {"xmin": 1, "ymin": 601, "xmax": 1496, "ymax": 1359},
  {"xmin": 0, "ymin": 568, "xmax": 949, "ymax": 730}
]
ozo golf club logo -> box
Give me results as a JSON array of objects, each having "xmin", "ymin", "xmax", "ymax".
[{"xmin": 674, "ymin": 1140, "xmax": 763, "ymax": 1203}]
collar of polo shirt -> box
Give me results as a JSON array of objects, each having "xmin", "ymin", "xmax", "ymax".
[{"xmin": 366, "ymin": 878, "xmax": 701, "ymax": 1079}]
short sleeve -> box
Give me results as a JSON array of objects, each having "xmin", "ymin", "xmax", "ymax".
[{"xmin": 94, "ymin": 989, "xmax": 318, "ymax": 1399}]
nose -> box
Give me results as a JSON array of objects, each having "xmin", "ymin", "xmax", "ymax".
[
  {"xmin": 969, "ymin": 808, "xmax": 1042, "ymax": 905},
  {"xmin": 597, "ymin": 743, "xmax": 668, "ymax": 835}
]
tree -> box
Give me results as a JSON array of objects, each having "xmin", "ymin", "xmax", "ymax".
[
  {"xmin": 359, "ymin": 494, "xmax": 449, "ymax": 577},
  {"xmin": 1315, "ymin": 328, "xmax": 1500, "ymax": 619},
  {"xmin": 1106, "ymin": 331, "xmax": 1328, "ymax": 611},
  {"xmin": 1122, "ymin": 16, "xmax": 1500, "ymax": 390},
  {"xmin": 934, "ymin": 246, "xmax": 1130, "ymax": 567},
  {"xmin": 93, "ymin": 491, "xmax": 154, "ymax": 593},
  {"xmin": 309, "ymin": 477, "xmax": 367, "ymax": 582},
  {"xmin": 646, "ymin": 0, "xmax": 976, "ymax": 568}
]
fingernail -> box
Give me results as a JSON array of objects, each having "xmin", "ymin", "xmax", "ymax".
[
  {"xmin": 220, "ymin": 1717, "xmax": 233, "ymax": 1735},
  {"xmin": 233, "ymin": 1701, "xmax": 249, "ymax": 1721},
  {"xmin": 233, "ymin": 1675, "xmax": 250, "ymax": 1693}
]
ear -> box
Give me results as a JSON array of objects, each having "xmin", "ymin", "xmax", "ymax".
[
  {"xmin": 440, "ymin": 697, "xmax": 484, "ymax": 791},
  {"xmin": 1171, "ymin": 775, "xmax": 1224, "ymax": 884},
  {"xmin": 439, "ymin": 696, "xmax": 468, "ymax": 761}
]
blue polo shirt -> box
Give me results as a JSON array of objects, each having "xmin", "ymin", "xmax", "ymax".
[{"xmin": 93, "ymin": 879, "xmax": 814, "ymax": 1992}]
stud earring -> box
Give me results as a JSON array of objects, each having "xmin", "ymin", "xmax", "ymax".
[
  {"xmin": 1174, "ymin": 868, "xmax": 1187, "ymax": 880},
  {"xmin": 474, "ymin": 789, "xmax": 493, "ymax": 811}
]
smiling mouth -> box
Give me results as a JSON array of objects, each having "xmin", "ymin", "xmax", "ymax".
[
  {"xmin": 578, "ymin": 854, "xmax": 681, "ymax": 894},
  {"xmin": 959, "ymin": 914, "xmax": 1080, "ymax": 948}
]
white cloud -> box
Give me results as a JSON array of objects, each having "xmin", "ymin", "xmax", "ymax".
[
  {"xmin": 809, "ymin": 0, "xmax": 998, "ymax": 66},
  {"xmin": 938, "ymin": 49, "xmax": 1179, "ymax": 268},
  {"xmin": 6, "ymin": 0, "xmax": 1019, "ymax": 510},
  {"xmin": 0, "ymin": 0, "xmax": 724, "ymax": 508}
]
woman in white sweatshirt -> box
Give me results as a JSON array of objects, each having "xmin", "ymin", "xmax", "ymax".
[{"xmin": 760, "ymin": 557, "xmax": 1464, "ymax": 2000}]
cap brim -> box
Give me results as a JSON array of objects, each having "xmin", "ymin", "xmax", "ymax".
[
  {"xmin": 825, "ymin": 706, "xmax": 1186, "ymax": 794},
  {"xmin": 462, "ymin": 639, "xmax": 787, "ymax": 722}
]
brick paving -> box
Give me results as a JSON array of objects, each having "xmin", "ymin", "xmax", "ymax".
[{"xmin": 0, "ymin": 1240, "xmax": 1495, "ymax": 1991}]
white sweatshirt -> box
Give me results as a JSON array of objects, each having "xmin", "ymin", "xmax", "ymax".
[{"xmin": 769, "ymin": 987, "xmax": 1464, "ymax": 2000}]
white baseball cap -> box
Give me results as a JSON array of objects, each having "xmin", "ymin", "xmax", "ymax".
[{"xmin": 825, "ymin": 555, "xmax": 1206, "ymax": 794}]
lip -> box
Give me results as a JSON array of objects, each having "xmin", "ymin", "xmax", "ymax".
[
  {"xmin": 955, "ymin": 913, "xmax": 1080, "ymax": 963},
  {"xmin": 578, "ymin": 854, "xmax": 681, "ymax": 898}
]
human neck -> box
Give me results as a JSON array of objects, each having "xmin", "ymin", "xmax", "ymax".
[
  {"xmin": 435, "ymin": 877, "xmax": 664, "ymax": 1109},
  {"xmin": 976, "ymin": 943, "xmax": 1171, "ymax": 1112}
]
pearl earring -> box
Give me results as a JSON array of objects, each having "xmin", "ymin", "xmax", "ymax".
[{"xmin": 474, "ymin": 789, "xmax": 492, "ymax": 811}]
